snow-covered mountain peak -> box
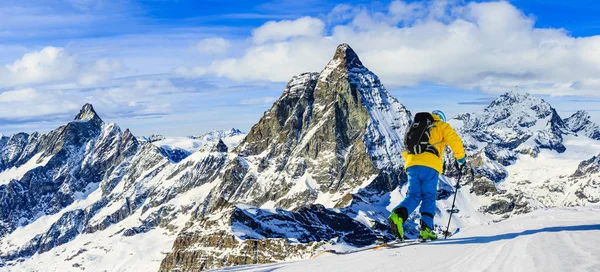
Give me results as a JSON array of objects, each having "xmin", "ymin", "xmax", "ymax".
[
  {"xmin": 191, "ymin": 128, "xmax": 245, "ymax": 141},
  {"xmin": 198, "ymin": 139, "xmax": 228, "ymax": 153},
  {"xmin": 74, "ymin": 103, "xmax": 103, "ymax": 126},
  {"xmin": 319, "ymin": 43, "xmax": 365, "ymax": 82},
  {"xmin": 486, "ymin": 91, "xmax": 552, "ymax": 117},
  {"xmin": 458, "ymin": 90, "xmax": 562, "ymax": 134},
  {"xmin": 146, "ymin": 134, "xmax": 166, "ymax": 143},
  {"xmin": 574, "ymin": 153, "xmax": 600, "ymax": 176},
  {"xmin": 567, "ymin": 110, "xmax": 590, "ymax": 120},
  {"xmin": 564, "ymin": 110, "xmax": 600, "ymax": 140},
  {"xmin": 331, "ymin": 43, "xmax": 363, "ymax": 69}
]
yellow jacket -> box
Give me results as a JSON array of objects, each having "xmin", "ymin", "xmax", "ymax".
[{"xmin": 401, "ymin": 114, "xmax": 466, "ymax": 174}]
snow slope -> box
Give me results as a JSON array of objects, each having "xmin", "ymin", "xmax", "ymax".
[{"xmin": 215, "ymin": 206, "xmax": 600, "ymax": 272}]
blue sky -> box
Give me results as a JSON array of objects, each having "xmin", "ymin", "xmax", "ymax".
[{"xmin": 1, "ymin": 0, "xmax": 600, "ymax": 136}]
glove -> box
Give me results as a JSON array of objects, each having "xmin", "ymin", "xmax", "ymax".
[{"xmin": 456, "ymin": 157, "xmax": 467, "ymax": 166}]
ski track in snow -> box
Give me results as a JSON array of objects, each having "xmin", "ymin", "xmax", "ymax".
[{"xmin": 213, "ymin": 206, "xmax": 600, "ymax": 272}]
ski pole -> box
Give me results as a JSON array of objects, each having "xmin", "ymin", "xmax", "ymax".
[{"xmin": 444, "ymin": 162, "xmax": 463, "ymax": 239}]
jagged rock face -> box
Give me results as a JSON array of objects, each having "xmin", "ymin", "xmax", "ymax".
[
  {"xmin": 159, "ymin": 203, "xmax": 377, "ymax": 271},
  {"xmin": 230, "ymin": 204, "xmax": 378, "ymax": 246},
  {"xmin": 0, "ymin": 105, "xmax": 139, "ymax": 239},
  {"xmin": 0, "ymin": 132, "xmax": 40, "ymax": 172},
  {"xmin": 574, "ymin": 154, "xmax": 600, "ymax": 176},
  {"xmin": 564, "ymin": 110, "xmax": 600, "ymax": 140},
  {"xmin": 212, "ymin": 43, "xmax": 411, "ymax": 211}
]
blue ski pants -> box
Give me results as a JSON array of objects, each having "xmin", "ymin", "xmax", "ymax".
[{"xmin": 394, "ymin": 165, "xmax": 438, "ymax": 229}]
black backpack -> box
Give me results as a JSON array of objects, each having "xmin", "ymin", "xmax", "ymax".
[{"xmin": 404, "ymin": 112, "xmax": 440, "ymax": 156}]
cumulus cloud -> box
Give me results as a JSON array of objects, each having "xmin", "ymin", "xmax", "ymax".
[
  {"xmin": 252, "ymin": 16, "xmax": 325, "ymax": 44},
  {"xmin": 197, "ymin": 37, "xmax": 232, "ymax": 55},
  {"xmin": 0, "ymin": 46, "xmax": 123, "ymax": 88},
  {"xmin": 0, "ymin": 47, "xmax": 78, "ymax": 87},
  {"xmin": 183, "ymin": 0, "xmax": 600, "ymax": 97}
]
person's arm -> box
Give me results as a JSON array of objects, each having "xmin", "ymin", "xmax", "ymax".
[{"xmin": 442, "ymin": 122, "xmax": 466, "ymax": 162}]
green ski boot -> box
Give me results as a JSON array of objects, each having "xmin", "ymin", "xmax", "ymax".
[
  {"xmin": 419, "ymin": 221, "xmax": 438, "ymax": 241},
  {"xmin": 388, "ymin": 207, "xmax": 408, "ymax": 240}
]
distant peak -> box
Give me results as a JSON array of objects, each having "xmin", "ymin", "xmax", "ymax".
[
  {"xmin": 74, "ymin": 103, "xmax": 103, "ymax": 125},
  {"xmin": 570, "ymin": 110, "xmax": 590, "ymax": 118},
  {"xmin": 228, "ymin": 128, "xmax": 244, "ymax": 135},
  {"xmin": 199, "ymin": 139, "xmax": 228, "ymax": 153},
  {"xmin": 488, "ymin": 91, "xmax": 543, "ymax": 108},
  {"xmin": 503, "ymin": 90, "xmax": 529, "ymax": 100}
]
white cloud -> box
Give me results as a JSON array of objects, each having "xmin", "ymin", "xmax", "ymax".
[
  {"xmin": 240, "ymin": 96, "xmax": 278, "ymax": 105},
  {"xmin": 388, "ymin": 1, "xmax": 425, "ymax": 24},
  {"xmin": 78, "ymin": 58, "xmax": 124, "ymax": 86},
  {"xmin": 252, "ymin": 16, "xmax": 325, "ymax": 44},
  {"xmin": 1, "ymin": 47, "xmax": 78, "ymax": 87},
  {"xmin": 181, "ymin": 0, "xmax": 600, "ymax": 97},
  {"xmin": 197, "ymin": 37, "xmax": 232, "ymax": 55},
  {"xmin": 0, "ymin": 88, "xmax": 41, "ymax": 103},
  {"xmin": 0, "ymin": 47, "xmax": 123, "ymax": 88},
  {"xmin": 327, "ymin": 4, "xmax": 356, "ymax": 24},
  {"xmin": 198, "ymin": 39, "xmax": 334, "ymax": 81},
  {"xmin": 0, "ymin": 88, "xmax": 80, "ymax": 119},
  {"xmin": 0, "ymin": 76, "xmax": 190, "ymax": 122}
]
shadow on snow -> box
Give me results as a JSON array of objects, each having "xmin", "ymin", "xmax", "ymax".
[{"xmin": 433, "ymin": 224, "xmax": 600, "ymax": 245}]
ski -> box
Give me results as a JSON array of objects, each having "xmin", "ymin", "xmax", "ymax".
[
  {"xmin": 371, "ymin": 239, "xmax": 419, "ymax": 250},
  {"xmin": 442, "ymin": 227, "xmax": 461, "ymax": 239},
  {"xmin": 312, "ymin": 228, "xmax": 462, "ymax": 259},
  {"xmin": 312, "ymin": 239, "xmax": 419, "ymax": 258}
]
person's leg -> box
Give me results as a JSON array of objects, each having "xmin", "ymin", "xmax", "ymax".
[
  {"xmin": 394, "ymin": 166, "xmax": 423, "ymax": 219},
  {"xmin": 418, "ymin": 166, "xmax": 439, "ymax": 230},
  {"xmin": 389, "ymin": 166, "xmax": 422, "ymax": 239}
]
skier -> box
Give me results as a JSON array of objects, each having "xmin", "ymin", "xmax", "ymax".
[{"xmin": 388, "ymin": 110, "xmax": 466, "ymax": 241}]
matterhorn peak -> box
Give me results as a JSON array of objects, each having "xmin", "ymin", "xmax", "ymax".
[
  {"xmin": 74, "ymin": 103, "xmax": 103, "ymax": 126},
  {"xmin": 320, "ymin": 43, "xmax": 365, "ymax": 79},
  {"xmin": 331, "ymin": 43, "xmax": 363, "ymax": 68}
]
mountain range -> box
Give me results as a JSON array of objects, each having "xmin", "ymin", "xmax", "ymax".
[{"xmin": 1, "ymin": 44, "xmax": 599, "ymax": 271}]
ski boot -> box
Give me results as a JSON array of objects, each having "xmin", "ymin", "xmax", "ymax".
[
  {"xmin": 388, "ymin": 207, "xmax": 408, "ymax": 240},
  {"xmin": 418, "ymin": 221, "xmax": 438, "ymax": 241}
]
